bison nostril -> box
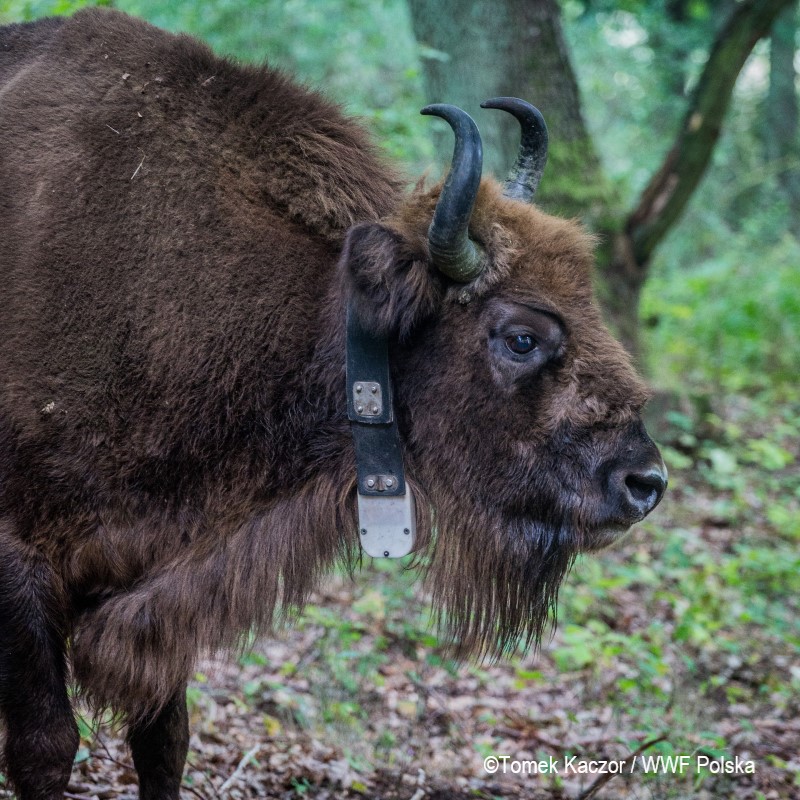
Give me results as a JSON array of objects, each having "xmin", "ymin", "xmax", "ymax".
[
  {"xmin": 623, "ymin": 467, "xmax": 668, "ymax": 517},
  {"xmin": 625, "ymin": 474, "xmax": 655, "ymax": 504}
]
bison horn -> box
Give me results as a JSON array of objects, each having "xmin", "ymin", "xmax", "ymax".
[
  {"xmin": 420, "ymin": 104, "xmax": 485, "ymax": 283},
  {"xmin": 481, "ymin": 97, "xmax": 548, "ymax": 202}
]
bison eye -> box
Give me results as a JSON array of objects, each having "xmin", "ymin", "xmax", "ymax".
[
  {"xmin": 488, "ymin": 302, "xmax": 565, "ymax": 380},
  {"xmin": 505, "ymin": 334, "xmax": 537, "ymax": 355}
]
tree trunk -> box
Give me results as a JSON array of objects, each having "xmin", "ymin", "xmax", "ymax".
[
  {"xmin": 409, "ymin": 0, "xmax": 794, "ymax": 362},
  {"xmin": 406, "ymin": 0, "xmax": 613, "ymax": 222},
  {"xmin": 764, "ymin": 1, "xmax": 800, "ymax": 233}
]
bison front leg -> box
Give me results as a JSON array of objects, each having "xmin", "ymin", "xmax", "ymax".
[
  {"xmin": 0, "ymin": 524, "xmax": 78, "ymax": 799},
  {"xmin": 128, "ymin": 682, "xmax": 189, "ymax": 800}
]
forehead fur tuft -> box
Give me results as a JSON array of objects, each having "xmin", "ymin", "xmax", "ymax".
[{"xmin": 387, "ymin": 177, "xmax": 597, "ymax": 302}]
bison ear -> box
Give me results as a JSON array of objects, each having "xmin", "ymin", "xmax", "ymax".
[{"xmin": 340, "ymin": 222, "xmax": 441, "ymax": 339}]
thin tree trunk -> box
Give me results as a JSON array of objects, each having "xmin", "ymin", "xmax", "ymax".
[
  {"xmin": 624, "ymin": 0, "xmax": 794, "ymax": 267},
  {"xmin": 764, "ymin": 1, "xmax": 800, "ymax": 233},
  {"xmin": 603, "ymin": 0, "xmax": 794, "ymax": 357}
]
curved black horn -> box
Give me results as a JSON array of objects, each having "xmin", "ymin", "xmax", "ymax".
[
  {"xmin": 481, "ymin": 97, "xmax": 548, "ymax": 202},
  {"xmin": 420, "ymin": 104, "xmax": 484, "ymax": 282}
]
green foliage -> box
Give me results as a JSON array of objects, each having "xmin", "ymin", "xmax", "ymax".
[
  {"xmin": 551, "ymin": 387, "xmax": 800, "ymax": 792},
  {"xmin": 1, "ymin": 0, "xmax": 110, "ymax": 19},
  {"xmin": 642, "ymin": 232, "xmax": 800, "ymax": 393}
]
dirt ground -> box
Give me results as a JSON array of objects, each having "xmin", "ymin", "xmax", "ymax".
[
  {"xmin": 55, "ymin": 519, "xmax": 800, "ymax": 800},
  {"xmin": 2, "ymin": 615, "xmax": 798, "ymax": 800}
]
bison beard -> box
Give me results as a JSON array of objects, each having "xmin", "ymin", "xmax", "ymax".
[
  {"xmin": 426, "ymin": 498, "xmax": 577, "ymax": 658},
  {"xmin": 0, "ymin": 7, "xmax": 666, "ymax": 796}
]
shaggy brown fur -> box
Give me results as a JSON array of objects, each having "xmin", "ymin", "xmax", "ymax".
[{"xmin": 0, "ymin": 8, "xmax": 664, "ymax": 798}]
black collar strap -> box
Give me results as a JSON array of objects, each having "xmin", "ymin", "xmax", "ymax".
[{"xmin": 346, "ymin": 303, "xmax": 416, "ymax": 558}]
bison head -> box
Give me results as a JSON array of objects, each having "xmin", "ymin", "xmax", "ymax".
[{"xmin": 341, "ymin": 99, "xmax": 666, "ymax": 656}]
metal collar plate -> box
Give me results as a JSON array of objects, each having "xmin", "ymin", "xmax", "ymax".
[
  {"xmin": 352, "ymin": 381, "xmax": 383, "ymax": 418},
  {"xmin": 357, "ymin": 491, "xmax": 416, "ymax": 559}
]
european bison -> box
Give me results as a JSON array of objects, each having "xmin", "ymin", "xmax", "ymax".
[{"xmin": 0, "ymin": 8, "xmax": 666, "ymax": 799}]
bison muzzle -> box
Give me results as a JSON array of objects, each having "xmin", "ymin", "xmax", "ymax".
[{"xmin": 0, "ymin": 8, "xmax": 666, "ymax": 799}]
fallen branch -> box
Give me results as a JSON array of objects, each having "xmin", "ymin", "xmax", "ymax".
[
  {"xmin": 576, "ymin": 734, "xmax": 668, "ymax": 800},
  {"xmin": 218, "ymin": 744, "xmax": 263, "ymax": 796}
]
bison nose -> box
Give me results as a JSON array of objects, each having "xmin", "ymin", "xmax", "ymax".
[{"xmin": 611, "ymin": 461, "xmax": 668, "ymax": 522}]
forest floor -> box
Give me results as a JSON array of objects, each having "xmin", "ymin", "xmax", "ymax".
[{"xmin": 3, "ymin": 395, "xmax": 799, "ymax": 800}]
